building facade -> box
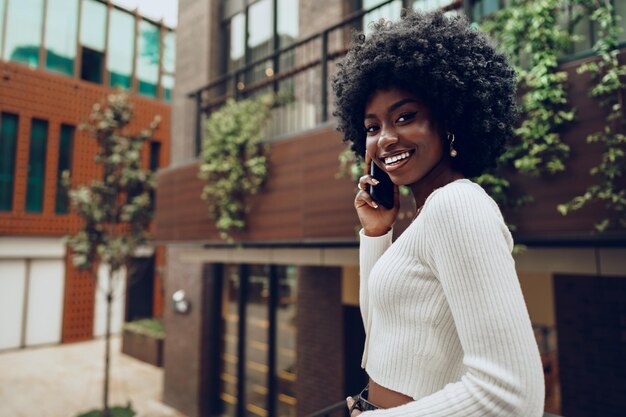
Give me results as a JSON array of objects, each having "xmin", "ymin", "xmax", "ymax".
[
  {"xmin": 0, "ymin": 0, "xmax": 174, "ymax": 350},
  {"xmin": 158, "ymin": 1, "xmax": 626, "ymax": 417}
]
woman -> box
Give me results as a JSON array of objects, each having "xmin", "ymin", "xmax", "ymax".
[{"xmin": 332, "ymin": 9, "xmax": 545, "ymax": 417}]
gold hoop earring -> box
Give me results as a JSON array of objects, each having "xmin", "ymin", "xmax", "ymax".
[{"xmin": 448, "ymin": 133, "xmax": 458, "ymax": 158}]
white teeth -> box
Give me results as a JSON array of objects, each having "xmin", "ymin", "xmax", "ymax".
[{"xmin": 384, "ymin": 151, "xmax": 410, "ymax": 165}]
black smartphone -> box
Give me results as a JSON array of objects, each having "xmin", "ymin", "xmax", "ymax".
[{"xmin": 369, "ymin": 160, "xmax": 395, "ymax": 209}]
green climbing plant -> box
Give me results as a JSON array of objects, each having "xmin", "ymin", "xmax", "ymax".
[
  {"xmin": 198, "ymin": 95, "xmax": 273, "ymax": 240},
  {"xmin": 475, "ymin": 0, "xmax": 575, "ymax": 214},
  {"xmin": 558, "ymin": 0, "xmax": 626, "ymax": 231}
]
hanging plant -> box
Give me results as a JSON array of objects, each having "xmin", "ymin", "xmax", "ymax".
[
  {"xmin": 558, "ymin": 0, "xmax": 626, "ymax": 231},
  {"xmin": 198, "ymin": 95, "xmax": 274, "ymax": 240}
]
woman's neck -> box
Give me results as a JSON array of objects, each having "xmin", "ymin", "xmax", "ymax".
[{"xmin": 409, "ymin": 158, "xmax": 464, "ymax": 210}]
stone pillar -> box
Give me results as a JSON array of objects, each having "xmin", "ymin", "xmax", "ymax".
[
  {"xmin": 296, "ymin": 266, "xmax": 345, "ymax": 416},
  {"xmin": 171, "ymin": 0, "xmax": 221, "ymax": 166},
  {"xmin": 162, "ymin": 249, "xmax": 222, "ymax": 417}
]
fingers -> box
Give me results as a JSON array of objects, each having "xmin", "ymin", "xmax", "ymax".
[
  {"xmin": 346, "ymin": 397, "xmax": 361, "ymax": 416},
  {"xmin": 356, "ymin": 175, "xmax": 380, "ymax": 209}
]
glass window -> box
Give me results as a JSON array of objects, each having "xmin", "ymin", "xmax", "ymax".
[
  {"xmin": 363, "ymin": 0, "xmax": 402, "ymax": 36},
  {"xmin": 162, "ymin": 31, "xmax": 175, "ymax": 74},
  {"xmin": 248, "ymin": 0, "xmax": 273, "ymax": 58},
  {"xmin": 137, "ymin": 20, "xmax": 160, "ymax": 97},
  {"xmin": 0, "ymin": 113, "xmax": 19, "ymax": 212},
  {"xmin": 161, "ymin": 31, "xmax": 175, "ymax": 100},
  {"xmin": 248, "ymin": 0, "xmax": 274, "ymax": 85},
  {"xmin": 149, "ymin": 141, "xmax": 161, "ymax": 170},
  {"xmin": 45, "ymin": 0, "xmax": 79, "ymax": 76},
  {"xmin": 25, "ymin": 119, "xmax": 49, "ymax": 213},
  {"xmin": 276, "ymin": 266, "xmax": 297, "ymax": 417},
  {"xmin": 55, "ymin": 124, "xmax": 74, "ymax": 214},
  {"xmin": 3, "ymin": 0, "xmax": 45, "ymax": 67},
  {"xmin": 221, "ymin": 265, "xmax": 241, "ymax": 416},
  {"xmin": 571, "ymin": 12, "xmax": 593, "ymax": 55},
  {"xmin": 615, "ymin": 0, "xmax": 626, "ymax": 43},
  {"xmin": 108, "ymin": 9, "xmax": 136, "ymax": 89},
  {"xmin": 228, "ymin": 12, "xmax": 245, "ymax": 72},
  {"xmin": 162, "ymin": 74, "xmax": 174, "ymax": 101},
  {"xmin": 471, "ymin": 0, "xmax": 501, "ymax": 22},
  {"xmin": 277, "ymin": 0, "xmax": 298, "ymax": 49},
  {"xmin": 80, "ymin": 0, "xmax": 107, "ymax": 83},
  {"xmin": 412, "ymin": 0, "xmax": 456, "ymax": 12},
  {"xmin": 246, "ymin": 265, "xmax": 270, "ymax": 417}
]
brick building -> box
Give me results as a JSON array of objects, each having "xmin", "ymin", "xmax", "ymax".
[
  {"xmin": 0, "ymin": 0, "xmax": 174, "ymax": 349},
  {"xmin": 157, "ymin": 1, "xmax": 626, "ymax": 417}
]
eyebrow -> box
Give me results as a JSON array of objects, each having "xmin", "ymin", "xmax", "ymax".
[{"xmin": 364, "ymin": 98, "xmax": 420, "ymax": 120}]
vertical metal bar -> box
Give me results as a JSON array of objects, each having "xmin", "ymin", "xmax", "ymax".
[
  {"xmin": 75, "ymin": 0, "xmax": 83, "ymax": 78},
  {"xmin": 0, "ymin": 0, "xmax": 9, "ymax": 59},
  {"xmin": 320, "ymin": 30, "xmax": 329, "ymax": 122},
  {"xmin": 272, "ymin": 0, "xmax": 279, "ymax": 94},
  {"xmin": 20, "ymin": 259, "xmax": 31, "ymax": 348},
  {"xmin": 40, "ymin": 0, "xmax": 48, "ymax": 70},
  {"xmin": 236, "ymin": 264, "xmax": 249, "ymax": 417},
  {"xmin": 103, "ymin": 0, "xmax": 112, "ymax": 87},
  {"xmin": 157, "ymin": 22, "xmax": 165, "ymax": 99},
  {"xmin": 195, "ymin": 92, "xmax": 202, "ymax": 157},
  {"xmin": 234, "ymin": 70, "xmax": 240, "ymax": 100},
  {"xmin": 267, "ymin": 265, "xmax": 278, "ymax": 417},
  {"xmin": 130, "ymin": 6, "xmax": 140, "ymax": 92}
]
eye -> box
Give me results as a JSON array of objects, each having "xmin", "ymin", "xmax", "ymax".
[
  {"xmin": 364, "ymin": 124, "xmax": 379, "ymax": 135},
  {"xmin": 396, "ymin": 112, "xmax": 417, "ymax": 123}
]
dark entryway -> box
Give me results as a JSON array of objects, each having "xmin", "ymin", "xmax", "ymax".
[
  {"xmin": 554, "ymin": 274, "xmax": 626, "ymax": 417},
  {"xmin": 126, "ymin": 256, "xmax": 155, "ymax": 321}
]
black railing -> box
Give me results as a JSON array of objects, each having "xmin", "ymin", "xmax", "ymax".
[
  {"xmin": 305, "ymin": 401, "xmax": 564, "ymax": 417},
  {"xmin": 305, "ymin": 400, "xmax": 347, "ymax": 417},
  {"xmin": 188, "ymin": 0, "xmax": 463, "ymax": 153}
]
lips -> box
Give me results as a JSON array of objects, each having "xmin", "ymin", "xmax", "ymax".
[{"xmin": 380, "ymin": 150, "xmax": 414, "ymax": 172}]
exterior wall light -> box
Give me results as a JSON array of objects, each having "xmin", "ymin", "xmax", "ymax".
[{"xmin": 172, "ymin": 289, "xmax": 191, "ymax": 314}]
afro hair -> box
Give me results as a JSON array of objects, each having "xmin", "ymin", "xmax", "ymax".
[{"xmin": 332, "ymin": 9, "xmax": 518, "ymax": 178}]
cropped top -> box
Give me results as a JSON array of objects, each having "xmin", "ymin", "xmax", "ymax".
[{"xmin": 358, "ymin": 179, "xmax": 544, "ymax": 416}]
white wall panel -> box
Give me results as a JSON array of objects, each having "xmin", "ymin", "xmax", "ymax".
[
  {"xmin": 0, "ymin": 261, "xmax": 27, "ymax": 350},
  {"xmin": 25, "ymin": 260, "xmax": 65, "ymax": 346},
  {"xmin": 0, "ymin": 237, "xmax": 66, "ymax": 258},
  {"xmin": 93, "ymin": 265, "xmax": 126, "ymax": 337}
]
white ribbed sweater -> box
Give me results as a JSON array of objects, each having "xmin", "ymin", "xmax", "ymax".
[{"xmin": 359, "ymin": 179, "xmax": 544, "ymax": 416}]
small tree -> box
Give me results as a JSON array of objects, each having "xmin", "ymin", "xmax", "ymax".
[{"xmin": 67, "ymin": 91, "xmax": 159, "ymax": 417}]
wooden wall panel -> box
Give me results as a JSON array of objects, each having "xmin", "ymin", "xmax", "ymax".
[
  {"xmin": 505, "ymin": 53, "xmax": 626, "ymax": 238},
  {"xmin": 157, "ymin": 50, "xmax": 626, "ymax": 244}
]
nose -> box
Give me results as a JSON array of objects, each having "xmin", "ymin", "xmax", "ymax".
[{"xmin": 378, "ymin": 128, "xmax": 398, "ymax": 148}]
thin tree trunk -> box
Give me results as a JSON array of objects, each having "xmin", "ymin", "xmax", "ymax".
[{"xmin": 103, "ymin": 267, "xmax": 113, "ymax": 417}]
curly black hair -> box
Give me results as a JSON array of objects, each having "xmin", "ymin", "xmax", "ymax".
[{"xmin": 332, "ymin": 9, "xmax": 518, "ymax": 178}]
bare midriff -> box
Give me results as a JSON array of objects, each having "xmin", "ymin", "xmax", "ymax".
[{"xmin": 368, "ymin": 378, "xmax": 413, "ymax": 409}]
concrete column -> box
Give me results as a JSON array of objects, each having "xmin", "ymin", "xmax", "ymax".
[
  {"xmin": 162, "ymin": 247, "xmax": 217, "ymax": 417},
  {"xmin": 171, "ymin": 0, "xmax": 221, "ymax": 166}
]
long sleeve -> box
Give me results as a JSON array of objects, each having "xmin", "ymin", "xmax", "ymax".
[
  {"xmin": 361, "ymin": 184, "xmax": 544, "ymax": 416},
  {"xmin": 359, "ymin": 228, "xmax": 393, "ymax": 368}
]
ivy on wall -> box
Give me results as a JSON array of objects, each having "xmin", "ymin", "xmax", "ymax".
[
  {"xmin": 558, "ymin": 0, "xmax": 626, "ymax": 231},
  {"xmin": 198, "ymin": 95, "xmax": 273, "ymax": 240},
  {"xmin": 338, "ymin": 0, "xmax": 626, "ymax": 233}
]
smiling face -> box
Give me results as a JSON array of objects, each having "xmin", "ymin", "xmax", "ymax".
[{"xmin": 364, "ymin": 87, "xmax": 445, "ymax": 187}]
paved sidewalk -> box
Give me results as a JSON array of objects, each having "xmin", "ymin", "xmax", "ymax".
[{"xmin": 0, "ymin": 336, "xmax": 186, "ymax": 417}]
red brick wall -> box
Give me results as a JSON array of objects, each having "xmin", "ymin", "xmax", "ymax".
[{"xmin": 0, "ymin": 61, "xmax": 171, "ymax": 342}]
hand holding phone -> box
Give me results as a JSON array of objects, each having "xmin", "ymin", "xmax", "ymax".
[{"xmin": 369, "ymin": 161, "xmax": 395, "ymax": 209}]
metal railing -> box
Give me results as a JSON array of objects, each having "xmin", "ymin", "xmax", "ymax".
[
  {"xmin": 188, "ymin": 0, "xmax": 462, "ymax": 154},
  {"xmin": 305, "ymin": 401, "xmax": 564, "ymax": 417}
]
